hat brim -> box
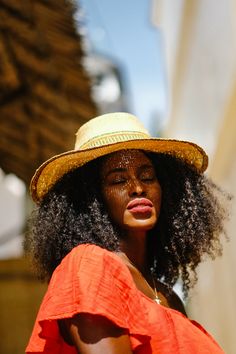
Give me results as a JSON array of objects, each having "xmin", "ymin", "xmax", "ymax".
[{"xmin": 30, "ymin": 138, "xmax": 208, "ymax": 203}]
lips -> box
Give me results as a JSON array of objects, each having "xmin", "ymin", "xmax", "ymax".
[{"xmin": 127, "ymin": 198, "xmax": 153, "ymax": 213}]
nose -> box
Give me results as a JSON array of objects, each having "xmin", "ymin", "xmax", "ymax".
[{"xmin": 129, "ymin": 178, "xmax": 145, "ymax": 197}]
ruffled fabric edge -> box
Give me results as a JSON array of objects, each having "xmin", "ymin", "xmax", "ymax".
[{"xmin": 26, "ymin": 244, "xmax": 151, "ymax": 353}]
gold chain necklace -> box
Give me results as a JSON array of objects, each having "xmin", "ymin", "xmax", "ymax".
[
  {"xmin": 125, "ymin": 255, "xmax": 162, "ymax": 304},
  {"xmin": 151, "ymin": 273, "xmax": 161, "ymax": 304}
]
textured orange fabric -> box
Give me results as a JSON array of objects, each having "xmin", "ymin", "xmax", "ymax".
[{"xmin": 26, "ymin": 244, "xmax": 225, "ymax": 353}]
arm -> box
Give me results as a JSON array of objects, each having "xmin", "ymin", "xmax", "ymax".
[{"xmin": 62, "ymin": 313, "xmax": 133, "ymax": 354}]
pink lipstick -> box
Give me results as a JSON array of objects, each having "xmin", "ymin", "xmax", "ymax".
[{"xmin": 127, "ymin": 198, "xmax": 153, "ymax": 214}]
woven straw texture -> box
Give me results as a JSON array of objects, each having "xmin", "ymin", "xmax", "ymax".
[{"xmin": 0, "ymin": 0, "xmax": 97, "ymax": 184}]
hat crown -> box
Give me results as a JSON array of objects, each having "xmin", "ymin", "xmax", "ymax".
[
  {"xmin": 75, "ymin": 112, "xmax": 150, "ymax": 150},
  {"xmin": 30, "ymin": 111, "xmax": 208, "ymax": 203}
]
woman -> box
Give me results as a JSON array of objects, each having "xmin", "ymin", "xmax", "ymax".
[{"xmin": 25, "ymin": 112, "xmax": 228, "ymax": 353}]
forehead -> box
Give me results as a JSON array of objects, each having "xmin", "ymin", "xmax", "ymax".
[{"xmin": 100, "ymin": 150, "xmax": 154, "ymax": 173}]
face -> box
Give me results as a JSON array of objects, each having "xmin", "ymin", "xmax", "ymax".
[{"xmin": 100, "ymin": 150, "xmax": 162, "ymax": 234}]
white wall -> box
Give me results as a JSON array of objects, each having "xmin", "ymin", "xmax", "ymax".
[
  {"xmin": 152, "ymin": 0, "xmax": 236, "ymax": 352},
  {"xmin": 0, "ymin": 171, "xmax": 26, "ymax": 259}
]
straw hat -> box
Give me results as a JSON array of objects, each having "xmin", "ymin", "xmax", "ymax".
[{"xmin": 30, "ymin": 112, "xmax": 208, "ymax": 203}]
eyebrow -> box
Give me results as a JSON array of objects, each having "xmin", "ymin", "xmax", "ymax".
[
  {"xmin": 105, "ymin": 168, "xmax": 126, "ymax": 178},
  {"xmin": 139, "ymin": 164, "xmax": 154, "ymax": 170},
  {"xmin": 105, "ymin": 164, "xmax": 154, "ymax": 178}
]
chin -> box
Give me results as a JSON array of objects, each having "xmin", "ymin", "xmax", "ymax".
[
  {"xmin": 122, "ymin": 212, "xmax": 158, "ymax": 232},
  {"xmin": 124, "ymin": 220, "xmax": 156, "ymax": 231}
]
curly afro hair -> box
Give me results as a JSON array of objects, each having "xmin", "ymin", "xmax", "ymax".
[{"xmin": 25, "ymin": 151, "xmax": 229, "ymax": 296}]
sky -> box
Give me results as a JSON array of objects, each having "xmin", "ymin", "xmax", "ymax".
[{"xmin": 78, "ymin": 0, "xmax": 168, "ymax": 135}]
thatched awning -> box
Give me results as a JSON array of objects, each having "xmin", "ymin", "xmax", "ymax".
[{"xmin": 0, "ymin": 0, "xmax": 97, "ymax": 185}]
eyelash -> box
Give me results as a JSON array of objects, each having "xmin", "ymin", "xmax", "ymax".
[
  {"xmin": 141, "ymin": 176, "xmax": 155, "ymax": 182},
  {"xmin": 112, "ymin": 178, "xmax": 126, "ymax": 185}
]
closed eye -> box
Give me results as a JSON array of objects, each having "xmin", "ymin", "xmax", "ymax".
[
  {"xmin": 141, "ymin": 176, "xmax": 155, "ymax": 182},
  {"xmin": 111, "ymin": 177, "xmax": 126, "ymax": 184},
  {"xmin": 139, "ymin": 165, "xmax": 157, "ymax": 183},
  {"xmin": 139, "ymin": 172, "xmax": 156, "ymax": 182},
  {"xmin": 107, "ymin": 174, "xmax": 127, "ymax": 185}
]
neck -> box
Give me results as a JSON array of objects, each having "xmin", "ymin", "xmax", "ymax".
[{"xmin": 119, "ymin": 230, "xmax": 148, "ymax": 274}]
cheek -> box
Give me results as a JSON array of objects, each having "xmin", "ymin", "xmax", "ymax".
[{"xmin": 102, "ymin": 188, "xmax": 127, "ymax": 216}]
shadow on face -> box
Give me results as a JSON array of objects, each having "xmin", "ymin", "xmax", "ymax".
[{"xmin": 99, "ymin": 150, "xmax": 162, "ymax": 235}]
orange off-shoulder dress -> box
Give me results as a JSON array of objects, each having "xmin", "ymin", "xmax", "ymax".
[{"xmin": 26, "ymin": 244, "xmax": 225, "ymax": 353}]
